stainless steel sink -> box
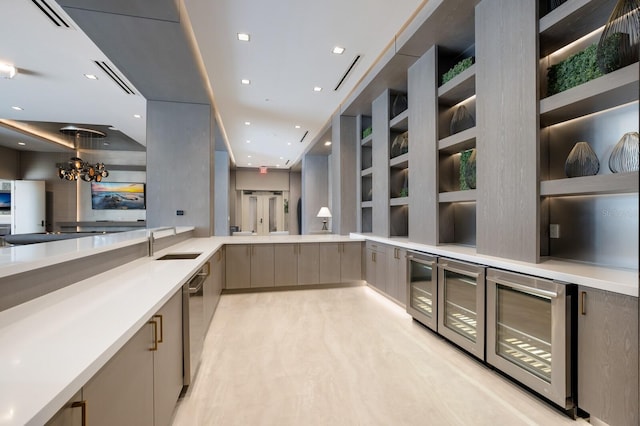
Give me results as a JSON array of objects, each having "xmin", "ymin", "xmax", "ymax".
[{"xmin": 156, "ymin": 253, "xmax": 201, "ymax": 260}]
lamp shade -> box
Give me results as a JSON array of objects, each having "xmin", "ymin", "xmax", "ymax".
[{"xmin": 316, "ymin": 207, "xmax": 332, "ymax": 218}]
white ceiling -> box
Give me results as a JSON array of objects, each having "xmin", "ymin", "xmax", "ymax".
[{"xmin": 0, "ymin": 0, "xmax": 425, "ymax": 169}]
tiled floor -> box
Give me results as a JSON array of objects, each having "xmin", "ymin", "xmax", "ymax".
[{"xmin": 172, "ymin": 286, "xmax": 587, "ymax": 425}]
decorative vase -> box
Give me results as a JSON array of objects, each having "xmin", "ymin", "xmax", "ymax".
[
  {"xmin": 464, "ymin": 148, "xmax": 477, "ymax": 189},
  {"xmin": 609, "ymin": 132, "xmax": 639, "ymax": 173},
  {"xmin": 450, "ymin": 105, "xmax": 475, "ymax": 135},
  {"xmin": 565, "ymin": 142, "xmax": 600, "ymax": 177},
  {"xmin": 391, "ymin": 94, "xmax": 408, "ymax": 118},
  {"xmin": 391, "ymin": 131, "xmax": 409, "ymax": 158},
  {"xmin": 596, "ymin": 0, "xmax": 640, "ymax": 74}
]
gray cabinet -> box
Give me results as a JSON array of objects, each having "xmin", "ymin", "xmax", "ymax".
[
  {"xmin": 153, "ymin": 291, "xmax": 184, "ymax": 426},
  {"xmin": 250, "ymin": 244, "xmax": 274, "ymax": 288},
  {"xmin": 82, "ymin": 317, "xmax": 155, "ymax": 426},
  {"xmin": 45, "ymin": 391, "xmax": 83, "ymax": 426},
  {"xmin": 225, "ymin": 244, "xmax": 251, "ymax": 289},
  {"xmin": 340, "ymin": 242, "xmax": 363, "ymax": 282},
  {"xmin": 365, "ymin": 242, "xmax": 387, "ymax": 293},
  {"xmin": 386, "ymin": 245, "xmax": 407, "ymax": 305},
  {"xmin": 204, "ymin": 248, "xmax": 224, "ymax": 326},
  {"xmin": 274, "ymin": 244, "xmax": 298, "ymax": 285},
  {"xmin": 577, "ymin": 287, "xmax": 639, "ymax": 426},
  {"xmin": 298, "ymin": 243, "xmax": 319, "ymax": 285},
  {"xmin": 319, "ymin": 243, "xmax": 341, "ymax": 283}
]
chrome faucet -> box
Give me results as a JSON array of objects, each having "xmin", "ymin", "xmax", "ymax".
[{"xmin": 147, "ymin": 226, "xmax": 177, "ymax": 256}]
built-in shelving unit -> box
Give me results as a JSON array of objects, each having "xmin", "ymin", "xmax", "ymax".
[
  {"xmin": 389, "ymin": 91, "xmax": 409, "ymax": 237},
  {"xmin": 437, "ymin": 43, "xmax": 477, "ymax": 247},
  {"xmin": 538, "ymin": 0, "xmax": 639, "ymax": 269},
  {"xmin": 358, "ymin": 114, "xmax": 373, "ymax": 233}
]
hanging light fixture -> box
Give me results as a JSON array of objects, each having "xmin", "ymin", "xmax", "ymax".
[{"xmin": 56, "ymin": 126, "xmax": 110, "ymax": 182}]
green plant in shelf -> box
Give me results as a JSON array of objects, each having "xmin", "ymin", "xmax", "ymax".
[
  {"xmin": 362, "ymin": 127, "xmax": 372, "ymax": 139},
  {"xmin": 442, "ymin": 57, "xmax": 474, "ymax": 85},
  {"xmin": 399, "ymin": 188, "xmax": 408, "ymax": 198},
  {"xmin": 547, "ymin": 43, "xmax": 603, "ymax": 96}
]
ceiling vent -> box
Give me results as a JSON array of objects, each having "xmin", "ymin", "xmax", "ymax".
[
  {"xmin": 334, "ymin": 55, "xmax": 361, "ymax": 91},
  {"xmin": 299, "ymin": 130, "xmax": 309, "ymax": 143},
  {"xmin": 94, "ymin": 61, "xmax": 136, "ymax": 95},
  {"xmin": 31, "ymin": 0, "xmax": 71, "ymax": 28}
]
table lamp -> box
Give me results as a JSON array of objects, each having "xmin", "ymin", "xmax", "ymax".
[{"xmin": 316, "ymin": 207, "xmax": 332, "ymax": 231}]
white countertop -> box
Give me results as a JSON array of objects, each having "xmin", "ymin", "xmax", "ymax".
[
  {"xmin": 353, "ymin": 233, "xmax": 639, "ymax": 297},
  {"xmin": 0, "ymin": 233, "xmax": 363, "ymax": 426},
  {"xmin": 0, "ymin": 227, "xmax": 193, "ymax": 279}
]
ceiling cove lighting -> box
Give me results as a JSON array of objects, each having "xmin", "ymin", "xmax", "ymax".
[
  {"xmin": 332, "ymin": 46, "xmax": 345, "ymax": 55},
  {"xmin": 0, "ymin": 63, "xmax": 17, "ymax": 79},
  {"xmin": 11, "ymin": 106, "xmax": 23, "ymax": 111},
  {"xmin": 241, "ymin": 79, "xmax": 251, "ymax": 85},
  {"xmin": 313, "ymin": 86, "xmax": 322, "ymax": 92},
  {"xmin": 237, "ymin": 33, "xmax": 250, "ymax": 42},
  {"xmin": 84, "ymin": 74, "xmax": 98, "ymax": 80}
]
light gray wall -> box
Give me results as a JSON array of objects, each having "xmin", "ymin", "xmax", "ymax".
[
  {"xmin": 0, "ymin": 146, "xmax": 20, "ymax": 180},
  {"xmin": 146, "ymin": 100, "xmax": 214, "ymax": 236},
  {"xmin": 235, "ymin": 168, "xmax": 290, "ymax": 190},
  {"xmin": 301, "ymin": 154, "xmax": 329, "ymax": 234},
  {"xmin": 289, "ymin": 171, "xmax": 301, "ymax": 235},
  {"xmin": 215, "ymin": 150, "xmax": 229, "ymax": 236},
  {"xmin": 331, "ymin": 114, "xmax": 358, "ymax": 235}
]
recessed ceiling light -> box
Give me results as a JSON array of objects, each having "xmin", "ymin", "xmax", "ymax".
[
  {"xmin": 287, "ymin": 142, "xmax": 291, "ymax": 146},
  {"xmin": 332, "ymin": 46, "xmax": 345, "ymax": 55},
  {"xmin": 11, "ymin": 106, "xmax": 23, "ymax": 111},
  {"xmin": 244, "ymin": 121, "xmax": 251, "ymax": 125},
  {"xmin": 324, "ymin": 141, "xmax": 332, "ymax": 146},
  {"xmin": 237, "ymin": 33, "xmax": 250, "ymax": 42},
  {"xmin": 313, "ymin": 86, "xmax": 322, "ymax": 92},
  {"xmin": 103, "ymin": 142, "xmax": 110, "ymax": 146},
  {"xmin": 248, "ymin": 162, "xmax": 252, "ymax": 166},
  {"xmin": 133, "ymin": 114, "xmax": 141, "ymax": 118},
  {"xmin": 248, "ymin": 155, "xmax": 252, "ymax": 158},
  {"xmin": 84, "ymin": 74, "xmax": 98, "ymax": 80},
  {"xmin": 276, "ymin": 164, "xmax": 280, "ymax": 167},
  {"xmin": 0, "ymin": 63, "xmax": 17, "ymax": 79},
  {"xmin": 241, "ymin": 79, "xmax": 251, "ymax": 85},
  {"xmin": 279, "ymin": 157, "xmax": 284, "ymax": 160},
  {"xmin": 17, "ymin": 142, "xmax": 26, "ymax": 146},
  {"xmin": 295, "ymin": 125, "xmax": 301, "ymax": 129},
  {"xmin": 246, "ymin": 140, "xmax": 251, "ymax": 144}
]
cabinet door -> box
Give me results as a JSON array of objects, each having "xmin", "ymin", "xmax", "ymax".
[
  {"xmin": 340, "ymin": 242, "xmax": 363, "ymax": 282},
  {"xmin": 319, "ymin": 243, "xmax": 341, "ymax": 283},
  {"xmin": 578, "ymin": 287, "xmax": 639, "ymax": 426},
  {"xmin": 225, "ymin": 245, "xmax": 251, "ymax": 289},
  {"xmin": 396, "ymin": 248, "xmax": 407, "ymax": 305},
  {"xmin": 250, "ymin": 244, "xmax": 274, "ymax": 288},
  {"xmin": 82, "ymin": 322, "xmax": 154, "ymax": 426},
  {"xmin": 45, "ymin": 390, "xmax": 83, "ymax": 426},
  {"xmin": 274, "ymin": 244, "xmax": 297, "ymax": 286},
  {"xmin": 374, "ymin": 247, "xmax": 387, "ymax": 293},
  {"xmin": 386, "ymin": 246, "xmax": 399, "ymax": 299},
  {"xmin": 366, "ymin": 248, "xmax": 376, "ymax": 287},
  {"xmin": 154, "ymin": 290, "xmax": 184, "ymax": 426},
  {"xmin": 297, "ymin": 243, "xmax": 319, "ymax": 285}
]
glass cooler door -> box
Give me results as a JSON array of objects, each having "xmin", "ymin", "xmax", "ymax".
[
  {"xmin": 406, "ymin": 252, "xmax": 437, "ymax": 331},
  {"xmin": 437, "ymin": 258, "xmax": 486, "ymax": 360}
]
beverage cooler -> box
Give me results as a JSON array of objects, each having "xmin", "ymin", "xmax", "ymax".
[
  {"xmin": 437, "ymin": 258, "xmax": 486, "ymax": 360},
  {"xmin": 406, "ymin": 251, "xmax": 438, "ymax": 331},
  {"xmin": 486, "ymin": 269, "xmax": 575, "ymax": 411}
]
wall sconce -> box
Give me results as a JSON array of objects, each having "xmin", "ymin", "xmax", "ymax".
[{"xmin": 317, "ymin": 206, "xmax": 332, "ymax": 231}]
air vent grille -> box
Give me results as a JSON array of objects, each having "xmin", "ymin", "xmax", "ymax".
[
  {"xmin": 31, "ymin": 0, "xmax": 71, "ymax": 28},
  {"xmin": 299, "ymin": 131, "xmax": 308, "ymax": 143},
  {"xmin": 334, "ymin": 55, "xmax": 361, "ymax": 91},
  {"xmin": 94, "ymin": 61, "xmax": 136, "ymax": 95}
]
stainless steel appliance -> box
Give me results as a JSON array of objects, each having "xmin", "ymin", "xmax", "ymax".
[
  {"xmin": 437, "ymin": 258, "xmax": 486, "ymax": 360},
  {"xmin": 486, "ymin": 268, "xmax": 575, "ymax": 411},
  {"xmin": 182, "ymin": 263, "xmax": 209, "ymax": 386},
  {"xmin": 406, "ymin": 251, "xmax": 438, "ymax": 331}
]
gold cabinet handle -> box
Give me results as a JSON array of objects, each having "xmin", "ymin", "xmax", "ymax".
[
  {"xmin": 153, "ymin": 314, "xmax": 163, "ymax": 343},
  {"xmin": 149, "ymin": 319, "xmax": 158, "ymax": 351},
  {"xmin": 581, "ymin": 291, "xmax": 586, "ymax": 315},
  {"xmin": 71, "ymin": 401, "xmax": 87, "ymax": 426}
]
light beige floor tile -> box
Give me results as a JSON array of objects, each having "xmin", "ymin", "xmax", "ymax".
[{"xmin": 172, "ymin": 286, "xmax": 587, "ymax": 426}]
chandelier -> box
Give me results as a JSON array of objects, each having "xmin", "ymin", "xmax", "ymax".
[{"xmin": 56, "ymin": 126, "xmax": 110, "ymax": 182}]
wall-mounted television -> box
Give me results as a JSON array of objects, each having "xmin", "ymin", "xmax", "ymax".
[
  {"xmin": 0, "ymin": 192, "xmax": 10, "ymax": 212},
  {"xmin": 91, "ymin": 182, "xmax": 146, "ymax": 210}
]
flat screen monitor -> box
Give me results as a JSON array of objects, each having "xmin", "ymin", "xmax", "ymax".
[
  {"xmin": 91, "ymin": 182, "xmax": 145, "ymax": 210},
  {"xmin": 0, "ymin": 192, "xmax": 10, "ymax": 212}
]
